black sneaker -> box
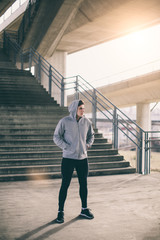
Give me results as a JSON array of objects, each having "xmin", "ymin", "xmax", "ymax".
[
  {"xmin": 56, "ymin": 211, "xmax": 64, "ymax": 223},
  {"xmin": 80, "ymin": 208, "xmax": 94, "ymax": 219}
]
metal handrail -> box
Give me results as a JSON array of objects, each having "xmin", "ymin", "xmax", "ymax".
[
  {"xmin": 3, "ymin": 30, "xmax": 160, "ymax": 175},
  {"xmin": 18, "ymin": 0, "xmax": 40, "ymax": 45},
  {"xmin": 76, "ymin": 75, "xmax": 144, "ymax": 131},
  {"xmin": 74, "ymin": 77, "xmax": 142, "ymax": 147}
]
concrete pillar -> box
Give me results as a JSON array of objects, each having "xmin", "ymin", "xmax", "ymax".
[
  {"xmin": 47, "ymin": 50, "xmax": 67, "ymax": 77},
  {"xmin": 136, "ymin": 103, "xmax": 151, "ymax": 131},
  {"xmin": 42, "ymin": 50, "xmax": 67, "ymax": 105},
  {"xmin": 136, "ymin": 103, "xmax": 151, "ymax": 174}
]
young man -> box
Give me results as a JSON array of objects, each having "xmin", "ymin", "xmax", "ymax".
[{"xmin": 53, "ymin": 99, "xmax": 94, "ymax": 223}]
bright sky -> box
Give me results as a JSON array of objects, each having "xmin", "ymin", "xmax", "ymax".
[{"xmin": 67, "ymin": 24, "xmax": 160, "ymax": 88}]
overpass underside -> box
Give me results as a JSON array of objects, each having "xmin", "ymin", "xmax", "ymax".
[
  {"xmin": 3, "ymin": 0, "xmax": 160, "ymax": 56},
  {"xmin": 1, "ymin": 0, "xmax": 160, "ymax": 131},
  {"xmin": 97, "ymin": 70, "xmax": 160, "ymax": 108}
]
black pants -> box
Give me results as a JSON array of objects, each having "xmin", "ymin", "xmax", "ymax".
[{"xmin": 58, "ymin": 158, "xmax": 88, "ymax": 211}]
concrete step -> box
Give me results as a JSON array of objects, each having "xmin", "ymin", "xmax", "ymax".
[
  {"xmin": 88, "ymin": 167, "xmax": 136, "ymax": 176},
  {"xmin": 0, "ymin": 111, "xmax": 66, "ymax": 117},
  {"xmin": 0, "ymin": 139, "xmax": 53, "ymax": 146},
  {"xmin": 0, "ymin": 103, "xmax": 58, "ymax": 106},
  {"xmin": 0, "ymin": 55, "xmax": 136, "ymax": 181},
  {"xmin": 0, "ymin": 133, "xmax": 54, "ymax": 139},
  {"xmin": 0, "ymin": 69, "xmax": 32, "ymax": 76},
  {"xmin": 90, "ymin": 143, "xmax": 112, "ymax": 149},
  {"xmin": 0, "ymin": 77, "xmax": 40, "ymax": 84},
  {"xmin": 0, "ymin": 109, "xmax": 67, "ymax": 115},
  {"xmin": 0, "ymin": 117, "xmax": 64, "ymax": 123},
  {"xmin": 0, "ymin": 102, "xmax": 56, "ymax": 106},
  {"xmin": 0, "ymin": 172, "xmax": 62, "ymax": 181},
  {"xmin": 0, "ymin": 161, "xmax": 130, "ymax": 175},
  {"xmin": 0, "ymin": 142, "xmax": 112, "ymax": 152},
  {"xmin": 0, "ymin": 129, "xmax": 106, "ymax": 140},
  {"xmin": 0, "ymin": 93, "xmax": 54, "ymax": 99},
  {"xmin": 0, "ymin": 62, "xmax": 17, "ymax": 69},
  {"xmin": 0, "ymin": 91, "xmax": 55, "ymax": 98},
  {"xmin": 0, "ymin": 97, "xmax": 56, "ymax": 103},
  {"xmin": 0, "ymin": 79, "xmax": 38, "ymax": 83},
  {"xmin": 0, "ymin": 155, "xmax": 124, "ymax": 166},
  {"xmin": 0, "ymin": 100, "xmax": 56, "ymax": 105},
  {"xmin": 0, "ymin": 132, "xmax": 103, "ymax": 139},
  {"xmin": 0, "ymin": 50, "xmax": 11, "ymax": 61},
  {"xmin": 0, "ymin": 119, "xmax": 96, "ymax": 127},
  {"xmin": 0, "ymin": 87, "xmax": 51, "ymax": 92},
  {"xmin": 0, "ymin": 106, "xmax": 66, "ymax": 111},
  {"xmin": 0, "ymin": 129, "xmax": 57, "ymax": 134},
  {"xmin": 0, "ymin": 120, "xmax": 61, "ymax": 125},
  {"xmin": 0, "ymin": 137, "xmax": 53, "ymax": 146},
  {"xmin": 0, "ymin": 123, "xmax": 59, "ymax": 129},
  {"xmin": 0, "ymin": 145, "xmax": 60, "ymax": 152},
  {"xmin": 0, "ymin": 88, "xmax": 50, "ymax": 94},
  {"xmin": 0, "ymin": 75, "xmax": 39, "ymax": 81},
  {"xmin": 0, "ymin": 114, "xmax": 66, "ymax": 120},
  {"xmin": 0, "ymin": 149, "xmax": 118, "ymax": 159},
  {"xmin": 0, "ymin": 137, "xmax": 107, "ymax": 146},
  {"xmin": 94, "ymin": 138, "xmax": 108, "ymax": 143},
  {"xmin": 0, "ymin": 167, "xmax": 136, "ymax": 182}
]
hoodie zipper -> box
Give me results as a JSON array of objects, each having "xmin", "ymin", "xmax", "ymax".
[{"xmin": 77, "ymin": 121, "xmax": 80, "ymax": 159}]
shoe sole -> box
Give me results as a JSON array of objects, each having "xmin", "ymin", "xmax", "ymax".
[
  {"xmin": 80, "ymin": 213, "xmax": 94, "ymax": 219},
  {"xmin": 56, "ymin": 219, "xmax": 64, "ymax": 223}
]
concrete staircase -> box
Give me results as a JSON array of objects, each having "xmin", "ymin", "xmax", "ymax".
[{"xmin": 0, "ymin": 49, "xmax": 136, "ymax": 181}]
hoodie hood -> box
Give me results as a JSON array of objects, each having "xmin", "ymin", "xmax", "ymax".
[{"xmin": 68, "ymin": 100, "xmax": 79, "ymax": 120}]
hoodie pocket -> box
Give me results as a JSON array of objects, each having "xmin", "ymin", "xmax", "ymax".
[{"xmin": 64, "ymin": 143, "xmax": 71, "ymax": 150}]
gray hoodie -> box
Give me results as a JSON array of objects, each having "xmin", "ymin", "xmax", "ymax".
[{"xmin": 53, "ymin": 100, "xmax": 94, "ymax": 160}]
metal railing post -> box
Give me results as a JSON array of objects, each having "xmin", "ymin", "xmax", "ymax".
[
  {"xmin": 3, "ymin": 31, "xmax": 6, "ymax": 51},
  {"xmin": 92, "ymin": 89, "xmax": 97, "ymax": 128},
  {"xmin": 137, "ymin": 130, "xmax": 143, "ymax": 174},
  {"xmin": 61, "ymin": 77, "xmax": 65, "ymax": 107},
  {"xmin": 148, "ymin": 136, "xmax": 151, "ymax": 174},
  {"xmin": 20, "ymin": 51, "xmax": 23, "ymax": 70},
  {"xmin": 38, "ymin": 55, "xmax": 41, "ymax": 83},
  {"xmin": 75, "ymin": 76, "xmax": 79, "ymax": 100},
  {"xmin": 49, "ymin": 65, "xmax": 52, "ymax": 95},
  {"xmin": 113, "ymin": 107, "xmax": 118, "ymax": 149},
  {"xmin": 29, "ymin": 48, "xmax": 32, "ymax": 71},
  {"xmin": 14, "ymin": 48, "xmax": 17, "ymax": 65},
  {"xmin": 144, "ymin": 132, "xmax": 150, "ymax": 174}
]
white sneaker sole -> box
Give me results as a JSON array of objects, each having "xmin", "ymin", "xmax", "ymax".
[
  {"xmin": 56, "ymin": 219, "xmax": 64, "ymax": 223},
  {"xmin": 80, "ymin": 213, "xmax": 94, "ymax": 219}
]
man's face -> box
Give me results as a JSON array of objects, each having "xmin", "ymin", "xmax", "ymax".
[{"xmin": 77, "ymin": 104, "xmax": 85, "ymax": 119}]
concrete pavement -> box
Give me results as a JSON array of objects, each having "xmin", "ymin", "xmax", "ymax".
[{"xmin": 0, "ymin": 173, "xmax": 160, "ymax": 240}]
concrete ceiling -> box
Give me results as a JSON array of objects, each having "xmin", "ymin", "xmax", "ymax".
[
  {"xmin": 57, "ymin": 0, "xmax": 160, "ymax": 53},
  {"xmin": 2, "ymin": 0, "xmax": 160, "ymax": 56}
]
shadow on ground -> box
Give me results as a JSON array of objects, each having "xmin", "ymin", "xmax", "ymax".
[{"xmin": 16, "ymin": 215, "xmax": 86, "ymax": 240}]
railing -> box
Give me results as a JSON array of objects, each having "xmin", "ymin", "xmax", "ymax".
[
  {"xmin": 3, "ymin": 30, "xmax": 160, "ymax": 175},
  {"xmin": 64, "ymin": 75, "xmax": 147, "ymax": 173},
  {"xmin": 3, "ymin": 30, "xmax": 65, "ymax": 104},
  {"xmin": 144, "ymin": 134, "xmax": 160, "ymax": 174},
  {"xmin": 18, "ymin": 0, "xmax": 40, "ymax": 45}
]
